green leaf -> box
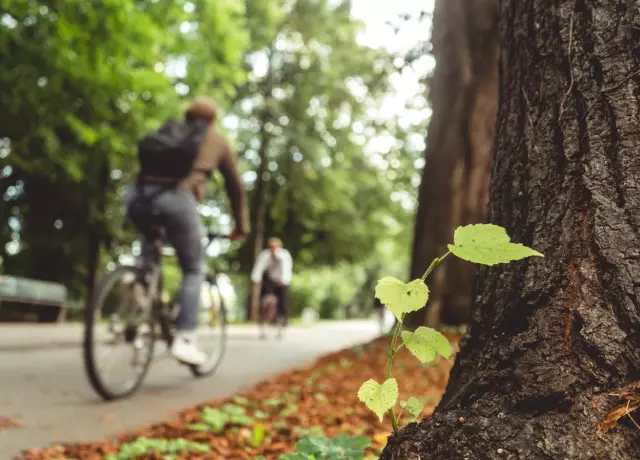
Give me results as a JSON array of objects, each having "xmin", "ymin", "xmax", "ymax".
[
  {"xmin": 331, "ymin": 434, "xmax": 371, "ymax": 454},
  {"xmin": 230, "ymin": 414, "xmax": 253, "ymax": 426},
  {"xmin": 185, "ymin": 423, "xmax": 211, "ymax": 432},
  {"xmin": 252, "ymin": 423, "xmax": 265, "ymax": 446},
  {"xmin": 272, "ymin": 420, "xmax": 289, "ymax": 430},
  {"xmin": 292, "ymin": 434, "xmax": 370, "ymax": 459},
  {"xmin": 222, "ymin": 403, "xmax": 247, "ymax": 416},
  {"xmin": 375, "ymin": 277, "xmax": 429, "ymax": 320},
  {"xmin": 263, "ymin": 397, "xmax": 284, "ymax": 406},
  {"xmin": 295, "ymin": 436, "xmax": 334, "ymax": 454},
  {"xmin": 401, "ymin": 326, "xmax": 452, "ymax": 363},
  {"xmin": 295, "ymin": 426, "xmax": 326, "ymax": 438},
  {"xmin": 357, "ymin": 378, "xmax": 399, "ymax": 422},
  {"xmin": 201, "ymin": 407, "xmax": 228, "ymax": 433},
  {"xmin": 277, "ymin": 453, "xmax": 314, "ymax": 460},
  {"xmin": 400, "ymin": 397, "xmax": 424, "ymax": 421},
  {"xmin": 254, "ymin": 410, "xmax": 270, "ymax": 420},
  {"xmin": 448, "ymin": 224, "xmax": 544, "ymax": 266},
  {"xmin": 234, "ymin": 396, "xmax": 249, "ymax": 405}
]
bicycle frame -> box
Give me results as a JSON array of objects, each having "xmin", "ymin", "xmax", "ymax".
[{"xmin": 140, "ymin": 230, "xmax": 228, "ymax": 346}]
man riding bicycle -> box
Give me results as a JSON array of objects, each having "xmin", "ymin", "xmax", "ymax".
[
  {"xmin": 251, "ymin": 237, "xmax": 292, "ymax": 330},
  {"xmin": 126, "ymin": 97, "xmax": 248, "ymax": 366}
]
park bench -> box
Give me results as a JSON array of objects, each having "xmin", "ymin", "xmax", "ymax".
[{"xmin": 0, "ymin": 275, "xmax": 70, "ymax": 322}]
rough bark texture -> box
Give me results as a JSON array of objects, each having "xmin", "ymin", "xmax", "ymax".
[
  {"xmin": 406, "ymin": 0, "xmax": 499, "ymax": 329},
  {"xmin": 383, "ymin": 0, "xmax": 640, "ymax": 458}
]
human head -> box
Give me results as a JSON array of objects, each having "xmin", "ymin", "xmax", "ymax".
[
  {"xmin": 267, "ymin": 237, "xmax": 282, "ymax": 255},
  {"xmin": 185, "ymin": 96, "xmax": 217, "ymax": 126}
]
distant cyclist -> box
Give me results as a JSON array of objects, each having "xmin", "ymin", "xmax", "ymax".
[
  {"xmin": 251, "ymin": 237, "xmax": 293, "ymax": 331},
  {"xmin": 126, "ymin": 96, "xmax": 249, "ymax": 366}
]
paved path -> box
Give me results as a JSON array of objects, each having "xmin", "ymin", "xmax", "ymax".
[{"xmin": 0, "ymin": 321, "xmax": 379, "ymax": 460}]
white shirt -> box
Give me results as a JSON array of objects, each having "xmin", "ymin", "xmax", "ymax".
[{"xmin": 251, "ymin": 247, "xmax": 293, "ymax": 285}]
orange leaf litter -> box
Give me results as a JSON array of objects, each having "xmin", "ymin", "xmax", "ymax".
[{"xmin": 21, "ymin": 334, "xmax": 459, "ymax": 460}]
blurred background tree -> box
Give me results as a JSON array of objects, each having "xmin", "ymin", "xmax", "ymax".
[
  {"xmin": 0, "ymin": 0, "xmax": 434, "ymax": 323},
  {"xmin": 405, "ymin": 0, "xmax": 499, "ymax": 328}
]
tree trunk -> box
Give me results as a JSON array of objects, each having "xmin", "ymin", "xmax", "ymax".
[
  {"xmin": 406, "ymin": 0, "xmax": 499, "ymax": 329},
  {"xmin": 382, "ymin": 0, "xmax": 640, "ymax": 458},
  {"xmin": 84, "ymin": 156, "xmax": 110, "ymax": 307},
  {"xmin": 246, "ymin": 114, "xmax": 271, "ymax": 321},
  {"xmin": 246, "ymin": 49, "xmax": 277, "ymax": 320}
]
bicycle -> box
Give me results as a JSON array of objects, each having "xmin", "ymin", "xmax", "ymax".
[
  {"xmin": 257, "ymin": 280, "xmax": 285, "ymax": 340},
  {"xmin": 83, "ymin": 227, "xmax": 229, "ymax": 401}
]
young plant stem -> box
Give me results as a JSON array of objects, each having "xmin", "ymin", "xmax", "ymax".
[
  {"xmin": 384, "ymin": 252, "xmax": 451, "ymax": 434},
  {"xmin": 421, "ymin": 251, "xmax": 451, "ymax": 282},
  {"xmin": 386, "ymin": 312, "xmax": 405, "ymax": 433}
]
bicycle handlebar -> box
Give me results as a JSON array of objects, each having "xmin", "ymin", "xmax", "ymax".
[{"xmin": 207, "ymin": 231, "xmax": 228, "ymax": 240}]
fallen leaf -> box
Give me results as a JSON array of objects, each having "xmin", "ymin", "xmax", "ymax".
[
  {"xmin": 598, "ymin": 400, "xmax": 640, "ymax": 434},
  {"xmin": 20, "ymin": 335, "xmax": 460, "ymax": 460},
  {"xmin": 372, "ymin": 431, "xmax": 391, "ymax": 446},
  {"xmin": 0, "ymin": 416, "xmax": 22, "ymax": 431}
]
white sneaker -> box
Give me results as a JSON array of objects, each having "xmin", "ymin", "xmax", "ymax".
[{"xmin": 171, "ymin": 333, "xmax": 207, "ymax": 366}]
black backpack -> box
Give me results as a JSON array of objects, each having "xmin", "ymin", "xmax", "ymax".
[{"xmin": 137, "ymin": 118, "xmax": 210, "ymax": 182}]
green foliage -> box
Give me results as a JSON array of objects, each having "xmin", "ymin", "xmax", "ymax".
[
  {"xmin": 231, "ymin": 0, "xmax": 424, "ymax": 295},
  {"xmin": 263, "ymin": 397, "xmax": 286, "ymax": 407},
  {"xmin": 186, "ymin": 404, "xmax": 252, "ymax": 434},
  {"xmin": 0, "ymin": 0, "xmax": 252, "ymax": 297},
  {"xmin": 357, "ymin": 378, "xmax": 399, "ymax": 422},
  {"xmin": 261, "ymin": 434, "xmax": 371, "ymax": 460},
  {"xmin": 1, "ymin": 0, "xmax": 425, "ymax": 324},
  {"xmin": 234, "ymin": 395, "xmax": 250, "ymax": 405},
  {"xmin": 374, "ymin": 277, "xmax": 429, "ymax": 320},
  {"xmin": 288, "ymin": 263, "xmax": 368, "ymax": 319},
  {"xmin": 294, "ymin": 425, "xmax": 326, "ymax": 438},
  {"xmin": 359, "ymin": 224, "xmax": 543, "ymax": 433},
  {"xmin": 400, "ymin": 397, "xmax": 424, "ymax": 422},
  {"xmin": 448, "ymin": 224, "xmax": 544, "ymax": 266},
  {"xmin": 105, "ymin": 437, "xmax": 209, "ymax": 460},
  {"xmin": 252, "ymin": 423, "xmax": 266, "ymax": 446},
  {"xmin": 401, "ymin": 326, "xmax": 452, "ymax": 363}
]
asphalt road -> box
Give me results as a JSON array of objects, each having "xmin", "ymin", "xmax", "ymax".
[{"xmin": 0, "ymin": 321, "xmax": 379, "ymax": 460}]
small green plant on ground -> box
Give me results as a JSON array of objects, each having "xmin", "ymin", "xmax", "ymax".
[
  {"xmin": 254, "ymin": 433, "xmax": 372, "ymax": 460},
  {"xmin": 358, "ymin": 224, "xmax": 543, "ymax": 432},
  {"xmin": 186, "ymin": 403, "xmax": 253, "ymax": 433},
  {"xmin": 105, "ymin": 437, "xmax": 209, "ymax": 460}
]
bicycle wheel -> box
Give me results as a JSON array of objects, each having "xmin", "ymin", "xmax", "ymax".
[
  {"xmin": 189, "ymin": 279, "xmax": 228, "ymax": 377},
  {"xmin": 258, "ymin": 295, "xmax": 278, "ymax": 340},
  {"xmin": 83, "ymin": 265, "xmax": 156, "ymax": 400}
]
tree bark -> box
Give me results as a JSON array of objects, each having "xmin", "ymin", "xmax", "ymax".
[
  {"xmin": 245, "ymin": 110, "xmax": 272, "ymax": 321},
  {"xmin": 84, "ymin": 156, "xmax": 110, "ymax": 307},
  {"xmin": 406, "ymin": 0, "xmax": 499, "ymax": 329},
  {"xmin": 246, "ymin": 46, "xmax": 276, "ymax": 321},
  {"xmin": 383, "ymin": 0, "xmax": 640, "ymax": 458}
]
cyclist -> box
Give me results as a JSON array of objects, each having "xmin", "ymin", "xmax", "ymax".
[
  {"xmin": 251, "ymin": 237, "xmax": 293, "ymax": 330},
  {"xmin": 126, "ymin": 96, "xmax": 249, "ymax": 366}
]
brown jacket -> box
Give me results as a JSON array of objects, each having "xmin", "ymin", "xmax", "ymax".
[{"xmin": 179, "ymin": 128, "xmax": 249, "ymax": 233}]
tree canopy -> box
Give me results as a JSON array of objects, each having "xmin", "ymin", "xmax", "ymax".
[{"xmin": 0, "ymin": 0, "xmax": 430, "ymax": 320}]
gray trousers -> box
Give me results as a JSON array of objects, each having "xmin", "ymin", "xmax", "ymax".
[{"xmin": 126, "ymin": 184, "xmax": 203, "ymax": 332}]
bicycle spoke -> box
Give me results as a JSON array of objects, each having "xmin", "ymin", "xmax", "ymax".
[
  {"xmin": 187, "ymin": 283, "xmax": 228, "ymax": 376},
  {"xmin": 84, "ymin": 266, "xmax": 156, "ymax": 400}
]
